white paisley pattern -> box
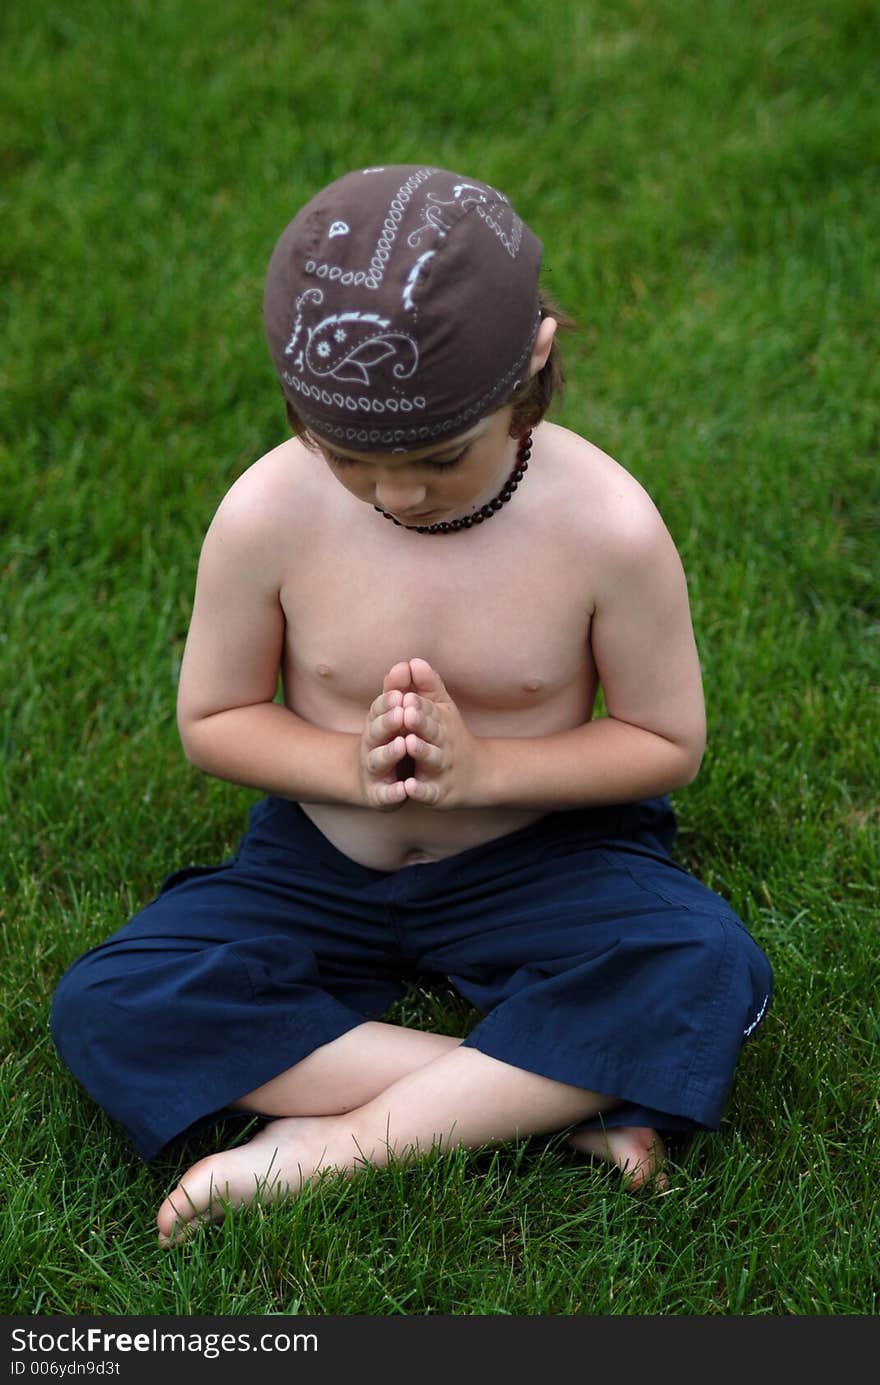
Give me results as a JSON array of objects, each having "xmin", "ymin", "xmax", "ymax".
[
  {"xmin": 279, "ymin": 166, "xmax": 530, "ymax": 427},
  {"xmin": 291, "ymin": 319, "xmax": 537, "ymax": 446},
  {"xmin": 402, "ymin": 251, "xmax": 435, "ymax": 310},
  {"xmin": 305, "ymin": 312, "xmax": 418, "ymax": 385}
]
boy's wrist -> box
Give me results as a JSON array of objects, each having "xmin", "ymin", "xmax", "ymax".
[
  {"xmin": 465, "ymin": 736, "xmax": 508, "ymax": 810},
  {"xmin": 464, "ymin": 730, "xmax": 588, "ymax": 811}
]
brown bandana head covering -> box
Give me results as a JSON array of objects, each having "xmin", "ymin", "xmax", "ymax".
[{"xmin": 263, "ymin": 164, "xmax": 543, "ymax": 452}]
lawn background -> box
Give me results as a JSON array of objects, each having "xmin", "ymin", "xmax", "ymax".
[{"xmin": 2, "ymin": 0, "xmax": 878, "ymax": 1315}]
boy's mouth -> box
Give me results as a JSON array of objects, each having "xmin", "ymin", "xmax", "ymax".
[{"xmin": 396, "ymin": 508, "xmax": 444, "ymax": 524}]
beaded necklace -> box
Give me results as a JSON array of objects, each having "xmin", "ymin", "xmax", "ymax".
[{"xmin": 374, "ymin": 431, "xmax": 533, "ymax": 535}]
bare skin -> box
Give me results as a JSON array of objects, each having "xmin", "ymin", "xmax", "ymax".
[
  {"xmin": 158, "ymin": 653, "xmax": 671, "ymax": 1243},
  {"xmin": 161, "ymin": 321, "xmax": 703, "ymax": 1240},
  {"xmin": 157, "ymin": 1022, "xmax": 667, "ymax": 1243}
]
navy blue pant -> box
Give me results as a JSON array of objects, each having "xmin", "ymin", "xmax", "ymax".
[{"xmin": 51, "ymin": 796, "xmax": 772, "ymax": 1161}]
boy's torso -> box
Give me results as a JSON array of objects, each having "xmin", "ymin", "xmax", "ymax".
[{"xmin": 243, "ymin": 422, "xmax": 628, "ymax": 870}]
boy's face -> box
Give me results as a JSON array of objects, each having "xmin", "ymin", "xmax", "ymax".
[{"xmin": 311, "ymin": 405, "xmax": 519, "ymax": 528}]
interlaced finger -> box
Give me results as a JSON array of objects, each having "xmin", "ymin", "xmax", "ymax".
[
  {"xmin": 403, "ymin": 702, "xmax": 440, "ymax": 743},
  {"xmin": 368, "ymin": 689, "xmax": 402, "ymax": 719},
  {"xmin": 365, "ymin": 704, "xmax": 404, "ymax": 749},
  {"xmin": 405, "ymin": 735, "xmax": 444, "ymax": 769},
  {"xmin": 367, "ymin": 736, "xmax": 406, "ymax": 775},
  {"xmin": 402, "ymin": 692, "xmax": 435, "ymax": 715},
  {"xmin": 376, "ymin": 779, "xmax": 407, "ymax": 808},
  {"xmin": 402, "ymin": 776, "xmax": 440, "ymax": 805}
]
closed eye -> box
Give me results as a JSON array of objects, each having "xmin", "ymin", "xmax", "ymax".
[
  {"xmin": 324, "ymin": 447, "xmax": 470, "ymax": 473},
  {"xmin": 422, "ymin": 448, "xmax": 469, "ymax": 472}
]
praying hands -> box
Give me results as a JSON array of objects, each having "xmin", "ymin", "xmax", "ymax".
[{"xmin": 358, "ymin": 658, "xmax": 483, "ymax": 811}]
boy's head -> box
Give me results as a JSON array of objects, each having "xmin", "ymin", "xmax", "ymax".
[{"xmin": 264, "ymin": 164, "xmax": 563, "ymax": 453}]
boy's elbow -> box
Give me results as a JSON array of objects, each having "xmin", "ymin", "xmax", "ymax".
[
  {"xmin": 674, "ymin": 727, "xmax": 706, "ymax": 788},
  {"xmin": 177, "ymin": 709, "xmax": 211, "ymax": 771},
  {"xmin": 676, "ymin": 751, "xmax": 703, "ymax": 789},
  {"xmin": 178, "ymin": 730, "xmax": 203, "ymax": 771}
]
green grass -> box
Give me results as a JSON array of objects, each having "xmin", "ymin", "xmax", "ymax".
[{"xmin": 2, "ymin": 0, "xmax": 878, "ymax": 1316}]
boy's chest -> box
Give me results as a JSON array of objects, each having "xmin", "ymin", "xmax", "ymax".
[{"xmin": 281, "ymin": 525, "xmax": 593, "ymax": 715}]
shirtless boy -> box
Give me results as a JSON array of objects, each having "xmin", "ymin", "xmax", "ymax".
[{"xmin": 51, "ymin": 165, "xmax": 772, "ymax": 1244}]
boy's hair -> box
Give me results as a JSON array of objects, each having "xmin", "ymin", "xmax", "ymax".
[
  {"xmin": 506, "ymin": 288, "xmax": 573, "ymax": 437},
  {"xmin": 264, "ymin": 164, "xmax": 563, "ymax": 453},
  {"xmin": 283, "ymin": 286, "xmax": 573, "ymax": 446}
]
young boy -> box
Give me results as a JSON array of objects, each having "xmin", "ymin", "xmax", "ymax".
[{"xmin": 51, "ymin": 164, "xmax": 772, "ymax": 1244}]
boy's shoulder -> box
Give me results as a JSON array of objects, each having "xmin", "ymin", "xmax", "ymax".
[
  {"xmin": 221, "ymin": 434, "xmax": 314, "ymax": 503},
  {"xmin": 540, "ymin": 421, "xmax": 670, "ymax": 555},
  {"xmin": 207, "ymin": 436, "xmax": 321, "ymax": 537},
  {"xmin": 193, "ymin": 437, "xmax": 325, "ymax": 586}
]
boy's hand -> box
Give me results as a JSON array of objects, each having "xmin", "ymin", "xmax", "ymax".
[
  {"xmin": 397, "ymin": 657, "xmax": 482, "ymax": 809},
  {"xmin": 357, "ymin": 661, "xmax": 413, "ymax": 810}
]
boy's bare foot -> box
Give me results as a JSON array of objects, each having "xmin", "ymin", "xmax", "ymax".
[
  {"xmin": 156, "ymin": 1114, "xmax": 342, "ymax": 1244},
  {"xmin": 566, "ymin": 1125, "xmax": 669, "ymax": 1190},
  {"xmin": 156, "ymin": 1115, "xmax": 668, "ymax": 1243}
]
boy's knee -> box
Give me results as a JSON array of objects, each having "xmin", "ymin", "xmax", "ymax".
[
  {"xmin": 50, "ymin": 952, "xmax": 123, "ymax": 1070},
  {"xmin": 51, "ymin": 958, "xmax": 87, "ymax": 1040}
]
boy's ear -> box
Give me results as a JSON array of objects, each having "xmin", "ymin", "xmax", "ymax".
[{"xmin": 528, "ymin": 316, "xmax": 557, "ymax": 377}]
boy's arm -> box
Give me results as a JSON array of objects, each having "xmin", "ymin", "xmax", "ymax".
[
  {"xmin": 176, "ymin": 487, "xmax": 363, "ymax": 804},
  {"xmin": 401, "ymin": 504, "xmax": 707, "ymax": 811},
  {"xmin": 480, "ymin": 505, "xmax": 706, "ymax": 808}
]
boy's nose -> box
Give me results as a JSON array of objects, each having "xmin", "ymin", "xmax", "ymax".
[{"xmin": 373, "ymin": 476, "xmax": 428, "ymax": 514}]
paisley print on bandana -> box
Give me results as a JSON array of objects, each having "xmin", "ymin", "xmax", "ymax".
[{"xmin": 264, "ymin": 164, "xmax": 543, "ymax": 450}]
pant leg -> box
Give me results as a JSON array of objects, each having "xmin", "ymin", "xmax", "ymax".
[
  {"xmin": 397, "ymin": 798, "xmax": 773, "ymax": 1133},
  {"xmin": 51, "ymin": 798, "xmax": 406, "ymax": 1159}
]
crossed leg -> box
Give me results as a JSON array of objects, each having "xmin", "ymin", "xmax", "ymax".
[{"xmin": 157, "ymin": 1021, "xmax": 667, "ymax": 1242}]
